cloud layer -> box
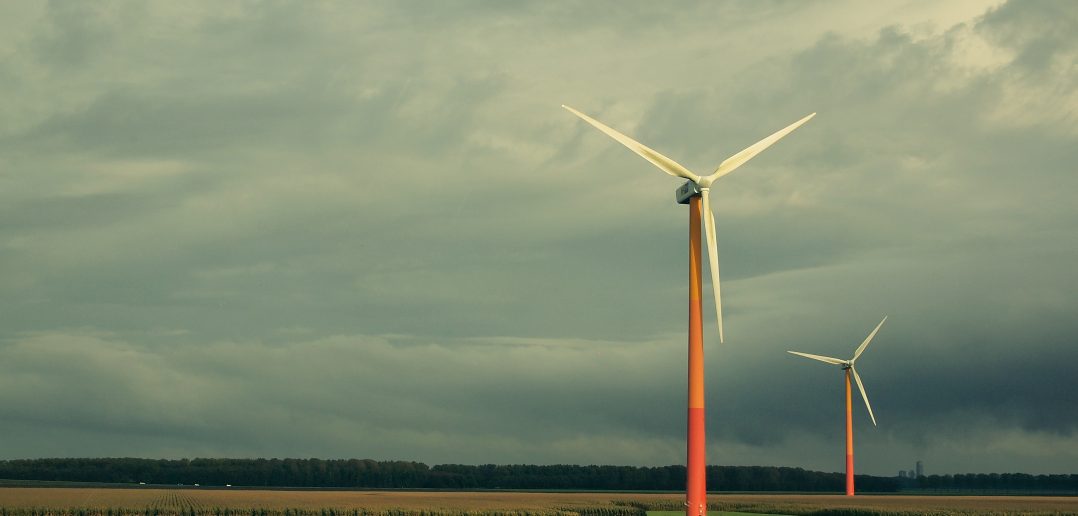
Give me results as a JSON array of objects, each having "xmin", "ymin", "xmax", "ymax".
[{"xmin": 1, "ymin": 0, "xmax": 1076, "ymax": 475}]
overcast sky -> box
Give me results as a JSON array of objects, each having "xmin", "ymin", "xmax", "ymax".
[{"xmin": 1, "ymin": 0, "xmax": 1076, "ymax": 477}]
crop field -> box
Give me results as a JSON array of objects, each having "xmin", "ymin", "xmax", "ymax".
[
  {"xmin": 0, "ymin": 488, "xmax": 662, "ymax": 511},
  {"xmin": 0, "ymin": 488, "xmax": 1077, "ymax": 516}
]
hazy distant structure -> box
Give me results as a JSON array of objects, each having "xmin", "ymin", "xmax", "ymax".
[
  {"xmin": 916, "ymin": 461, "xmax": 924, "ymax": 478},
  {"xmin": 908, "ymin": 469, "xmax": 915, "ymax": 478},
  {"xmin": 898, "ymin": 470, "xmax": 907, "ymax": 478},
  {"xmin": 788, "ymin": 317, "xmax": 888, "ymax": 497},
  {"xmin": 563, "ymin": 105, "xmax": 815, "ymax": 516}
]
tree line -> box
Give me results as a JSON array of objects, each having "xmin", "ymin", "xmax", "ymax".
[
  {"xmin": 0, "ymin": 458, "xmax": 1073, "ymax": 493},
  {"xmin": 910, "ymin": 472, "xmax": 1078, "ymax": 493}
]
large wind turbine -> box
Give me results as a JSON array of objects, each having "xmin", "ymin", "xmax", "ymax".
[
  {"xmin": 564, "ymin": 105, "xmax": 814, "ymax": 515},
  {"xmin": 563, "ymin": 106, "xmax": 814, "ymax": 343},
  {"xmin": 788, "ymin": 316, "xmax": 887, "ymax": 497}
]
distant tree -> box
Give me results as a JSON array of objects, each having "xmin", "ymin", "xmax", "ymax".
[{"xmin": 0, "ymin": 458, "xmax": 1073, "ymax": 492}]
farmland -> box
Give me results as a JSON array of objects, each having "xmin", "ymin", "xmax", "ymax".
[{"xmin": 1, "ymin": 488, "xmax": 1077, "ymax": 516}]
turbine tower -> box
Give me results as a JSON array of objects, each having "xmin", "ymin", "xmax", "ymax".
[
  {"xmin": 788, "ymin": 316, "xmax": 888, "ymax": 496},
  {"xmin": 564, "ymin": 105, "xmax": 814, "ymax": 516}
]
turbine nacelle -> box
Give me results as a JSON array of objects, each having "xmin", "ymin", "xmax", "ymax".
[{"xmin": 676, "ymin": 181, "xmax": 701, "ymax": 205}]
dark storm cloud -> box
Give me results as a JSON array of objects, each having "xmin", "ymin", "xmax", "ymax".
[
  {"xmin": 0, "ymin": 188, "xmax": 186, "ymax": 232},
  {"xmin": 0, "ymin": 330, "xmax": 686, "ymax": 463},
  {"xmin": 977, "ymin": 0, "xmax": 1078, "ymax": 72},
  {"xmin": 19, "ymin": 88, "xmax": 347, "ymax": 158},
  {"xmin": 8, "ymin": 76, "xmax": 503, "ymax": 161},
  {"xmin": 32, "ymin": 1, "xmax": 121, "ymax": 68}
]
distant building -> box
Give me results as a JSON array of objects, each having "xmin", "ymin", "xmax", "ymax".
[
  {"xmin": 899, "ymin": 470, "xmax": 907, "ymax": 478},
  {"xmin": 908, "ymin": 469, "xmax": 915, "ymax": 479},
  {"xmin": 916, "ymin": 461, "xmax": 924, "ymax": 478}
]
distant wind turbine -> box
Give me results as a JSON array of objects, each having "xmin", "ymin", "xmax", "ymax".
[
  {"xmin": 564, "ymin": 105, "xmax": 815, "ymax": 516},
  {"xmin": 788, "ymin": 316, "xmax": 888, "ymax": 497}
]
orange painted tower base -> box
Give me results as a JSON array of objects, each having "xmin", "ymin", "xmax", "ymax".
[
  {"xmin": 845, "ymin": 369, "xmax": 854, "ymax": 496},
  {"xmin": 686, "ymin": 196, "xmax": 707, "ymax": 516}
]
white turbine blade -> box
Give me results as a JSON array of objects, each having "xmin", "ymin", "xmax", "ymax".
[
  {"xmin": 851, "ymin": 366, "xmax": 877, "ymax": 426},
  {"xmin": 562, "ymin": 105, "xmax": 701, "ymax": 182},
  {"xmin": 700, "ymin": 189, "xmax": 724, "ymax": 344},
  {"xmin": 852, "ymin": 316, "xmax": 888, "ymax": 362},
  {"xmin": 709, "ymin": 113, "xmax": 816, "ymax": 180},
  {"xmin": 787, "ymin": 351, "xmax": 846, "ymax": 365}
]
